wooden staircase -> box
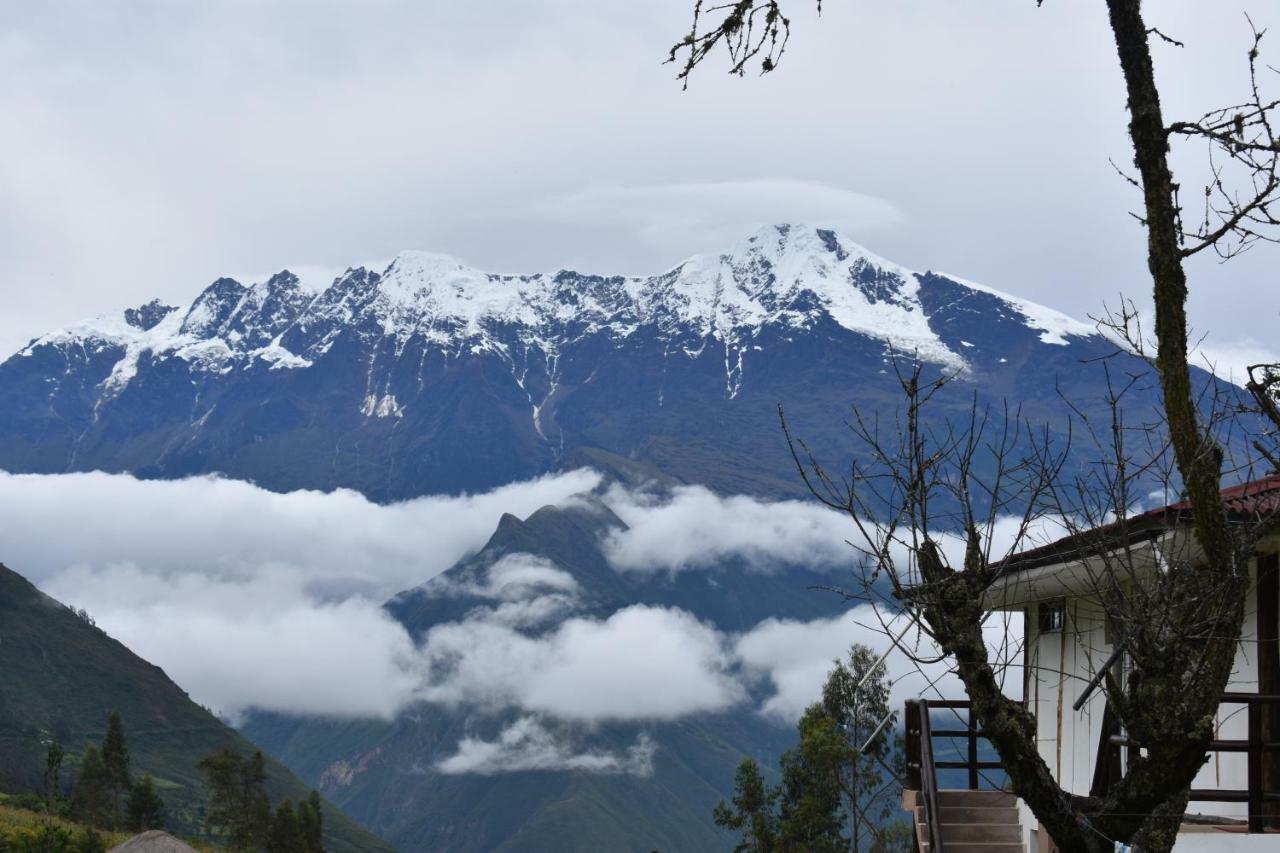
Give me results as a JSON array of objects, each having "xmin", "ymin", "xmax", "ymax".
[
  {"xmin": 904, "ymin": 699, "xmax": 1025, "ymax": 852},
  {"xmin": 911, "ymin": 789, "xmax": 1024, "ymax": 851}
]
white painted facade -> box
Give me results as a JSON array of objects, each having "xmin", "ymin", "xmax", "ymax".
[{"xmin": 986, "ymin": 535, "xmax": 1280, "ymax": 851}]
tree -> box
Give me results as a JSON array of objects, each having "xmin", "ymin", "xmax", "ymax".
[
  {"xmin": 775, "ymin": 708, "xmax": 846, "ymax": 852},
  {"xmin": 671, "ymin": 5, "xmax": 1280, "ymax": 851},
  {"xmin": 818, "ymin": 646, "xmax": 903, "ymax": 852},
  {"xmin": 44, "ymin": 740, "xmax": 65, "ymax": 821},
  {"xmin": 714, "ymin": 646, "xmax": 910, "ymax": 852},
  {"xmin": 126, "ymin": 774, "xmax": 165, "ymax": 832},
  {"xmin": 100, "ymin": 713, "xmax": 131, "ymax": 829},
  {"xmin": 71, "ymin": 746, "xmax": 111, "ymax": 829},
  {"xmin": 266, "ymin": 800, "xmax": 306, "ymax": 853},
  {"xmin": 713, "ymin": 758, "xmax": 779, "ymax": 852},
  {"xmin": 199, "ymin": 748, "xmax": 272, "ymax": 851},
  {"xmin": 297, "ymin": 792, "xmax": 324, "ymax": 853}
]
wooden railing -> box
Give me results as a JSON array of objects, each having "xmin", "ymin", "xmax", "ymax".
[
  {"xmin": 906, "ymin": 699, "xmax": 1007, "ymax": 851},
  {"xmin": 905, "ymin": 699, "xmax": 945, "ymax": 853},
  {"xmin": 910, "ymin": 692, "xmax": 1280, "ymax": 838},
  {"xmin": 1187, "ymin": 691, "xmax": 1280, "ymax": 833}
]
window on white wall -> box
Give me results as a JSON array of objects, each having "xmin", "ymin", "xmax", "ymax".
[{"xmin": 1038, "ymin": 600, "xmax": 1065, "ymax": 634}]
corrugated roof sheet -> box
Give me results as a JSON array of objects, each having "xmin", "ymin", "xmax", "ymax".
[{"xmin": 993, "ymin": 473, "xmax": 1280, "ymax": 575}]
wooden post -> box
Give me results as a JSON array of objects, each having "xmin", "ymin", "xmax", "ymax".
[
  {"xmin": 1258, "ymin": 552, "xmax": 1280, "ymax": 828},
  {"xmin": 1249, "ymin": 699, "xmax": 1263, "ymax": 834},
  {"xmin": 968, "ymin": 707, "xmax": 980, "ymax": 790}
]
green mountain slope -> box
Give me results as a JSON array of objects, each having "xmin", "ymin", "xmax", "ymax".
[{"xmin": 0, "ymin": 563, "xmax": 395, "ymax": 853}]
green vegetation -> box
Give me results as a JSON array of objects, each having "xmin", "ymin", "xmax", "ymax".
[
  {"xmin": 3, "ymin": 704, "xmax": 319, "ymax": 852},
  {"xmin": 0, "ymin": 798, "xmax": 129, "ymax": 852},
  {"xmin": 126, "ymin": 776, "xmax": 164, "ymax": 833},
  {"xmin": 0, "ymin": 564, "xmax": 395, "ymax": 853},
  {"xmin": 199, "ymin": 748, "xmax": 323, "ymax": 853},
  {"xmin": 714, "ymin": 645, "xmax": 912, "ymax": 852},
  {"xmin": 68, "ymin": 712, "xmax": 149, "ymax": 834}
]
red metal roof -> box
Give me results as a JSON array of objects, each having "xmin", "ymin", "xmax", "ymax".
[
  {"xmin": 994, "ymin": 473, "xmax": 1280, "ymax": 575},
  {"xmin": 1155, "ymin": 472, "xmax": 1280, "ymax": 519}
]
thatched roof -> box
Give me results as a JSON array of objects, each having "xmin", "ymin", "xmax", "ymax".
[{"xmin": 107, "ymin": 830, "xmax": 198, "ymax": 853}]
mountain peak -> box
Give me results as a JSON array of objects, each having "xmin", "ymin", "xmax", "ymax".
[{"xmin": 9, "ymin": 226, "xmax": 1100, "ymax": 398}]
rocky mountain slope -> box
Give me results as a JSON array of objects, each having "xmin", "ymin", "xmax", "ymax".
[{"xmin": 0, "ymin": 224, "xmax": 1115, "ymax": 500}]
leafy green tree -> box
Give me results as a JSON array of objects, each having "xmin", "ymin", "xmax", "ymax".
[
  {"xmin": 199, "ymin": 748, "xmax": 272, "ymax": 851},
  {"xmin": 100, "ymin": 713, "xmax": 131, "ymax": 828},
  {"xmin": 297, "ymin": 792, "xmax": 324, "ymax": 853},
  {"xmin": 126, "ymin": 773, "xmax": 165, "ymax": 832},
  {"xmin": 266, "ymin": 800, "xmax": 307, "ymax": 853},
  {"xmin": 71, "ymin": 746, "xmax": 111, "ymax": 828},
  {"xmin": 713, "ymin": 758, "xmax": 778, "ymax": 852},
  {"xmin": 713, "ymin": 645, "xmax": 911, "ymax": 852},
  {"xmin": 819, "ymin": 646, "xmax": 906, "ymax": 852},
  {"xmin": 775, "ymin": 707, "xmax": 846, "ymax": 852}
]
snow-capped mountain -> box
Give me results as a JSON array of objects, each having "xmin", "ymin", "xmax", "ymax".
[
  {"xmin": 0, "ymin": 224, "xmax": 1117, "ymax": 499},
  {"xmin": 18, "ymin": 223, "xmax": 1092, "ymax": 389}
]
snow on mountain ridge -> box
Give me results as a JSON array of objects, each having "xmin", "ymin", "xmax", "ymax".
[{"xmin": 15, "ymin": 224, "xmax": 1097, "ymax": 395}]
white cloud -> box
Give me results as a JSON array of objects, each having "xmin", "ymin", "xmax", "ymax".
[
  {"xmin": 433, "ymin": 553, "xmax": 581, "ymax": 601},
  {"xmin": 417, "ymin": 605, "xmax": 743, "ymax": 722},
  {"xmin": 1193, "ymin": 336, "xmax": 1280, "ymax": 388},
  {"xmin": 0, "ymin": 468, "xmax": 598, "ymax": 718},
  {"xmin": 602, "ymin": 484, "xmax": 855, "ymax": 573},
  {"xmin": 2, "ymin": 0, "xmax": 1276, "ymax": 376},
  {"xmin": 601, "ymin": 483, "xmax": 1060, "ymax": 584},
  {"xmin": 735, "ymin": 607, "xmax": 1025, "ymax": 723},
  {"xmin": 0, "ymin": 467, "xmax": 1028, "ymax": 747},
  {"xmin": 436, "ymin": 717, "xmax": 655, "ymax": 777},
  {"xmin": 0, "ymin": 468, "xmax": 599, "ymax": 601},
  {"xmin": 49, "ymin": 565, "xmax": 422, "ymax": 720}
]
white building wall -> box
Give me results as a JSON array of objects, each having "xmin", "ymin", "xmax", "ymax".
[{"xmin": 1019, "ymin": 550, "xmax": 1274, "ymax": 844}]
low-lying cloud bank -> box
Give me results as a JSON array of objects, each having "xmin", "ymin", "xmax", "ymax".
[
  {"xmin": 0, "ymin": 468, "xmax": 601, "ymax": 600},
  {"xmin": 1, "ymin": 468, "xmax": 1024, "ymax": 774},
  {"xmin": 417, "ymin": 604, "xmax": 743, "ymax": 722},
  {"xmin": 602, "ymin": 485, "xmax": 857, "ymax": 573}
]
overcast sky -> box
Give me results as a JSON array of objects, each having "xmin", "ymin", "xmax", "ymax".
[{"xmin": 3, "ymin": 1, "xmax": 1277, "ymax": 370}]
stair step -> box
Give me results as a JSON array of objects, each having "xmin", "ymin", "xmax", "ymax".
[
  {"xmin": 940, "ymin": 822, "xmax": 1022, "ymax": 843},
  {"xmin": 920, "ymin": 845, "xmax": 1023, "ymax": 852},
  {"xmin": 937, "ymin": 789, "xmax": 1016, "ymax": 807},
  {"xmin": 925, "ymin": 805, "xmax": 1020, "ymax": 825}
]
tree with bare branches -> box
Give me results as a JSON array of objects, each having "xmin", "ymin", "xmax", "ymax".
[{"xmin": 669, "ymin": 3, "xmax": 1280, "ymax": 851}]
